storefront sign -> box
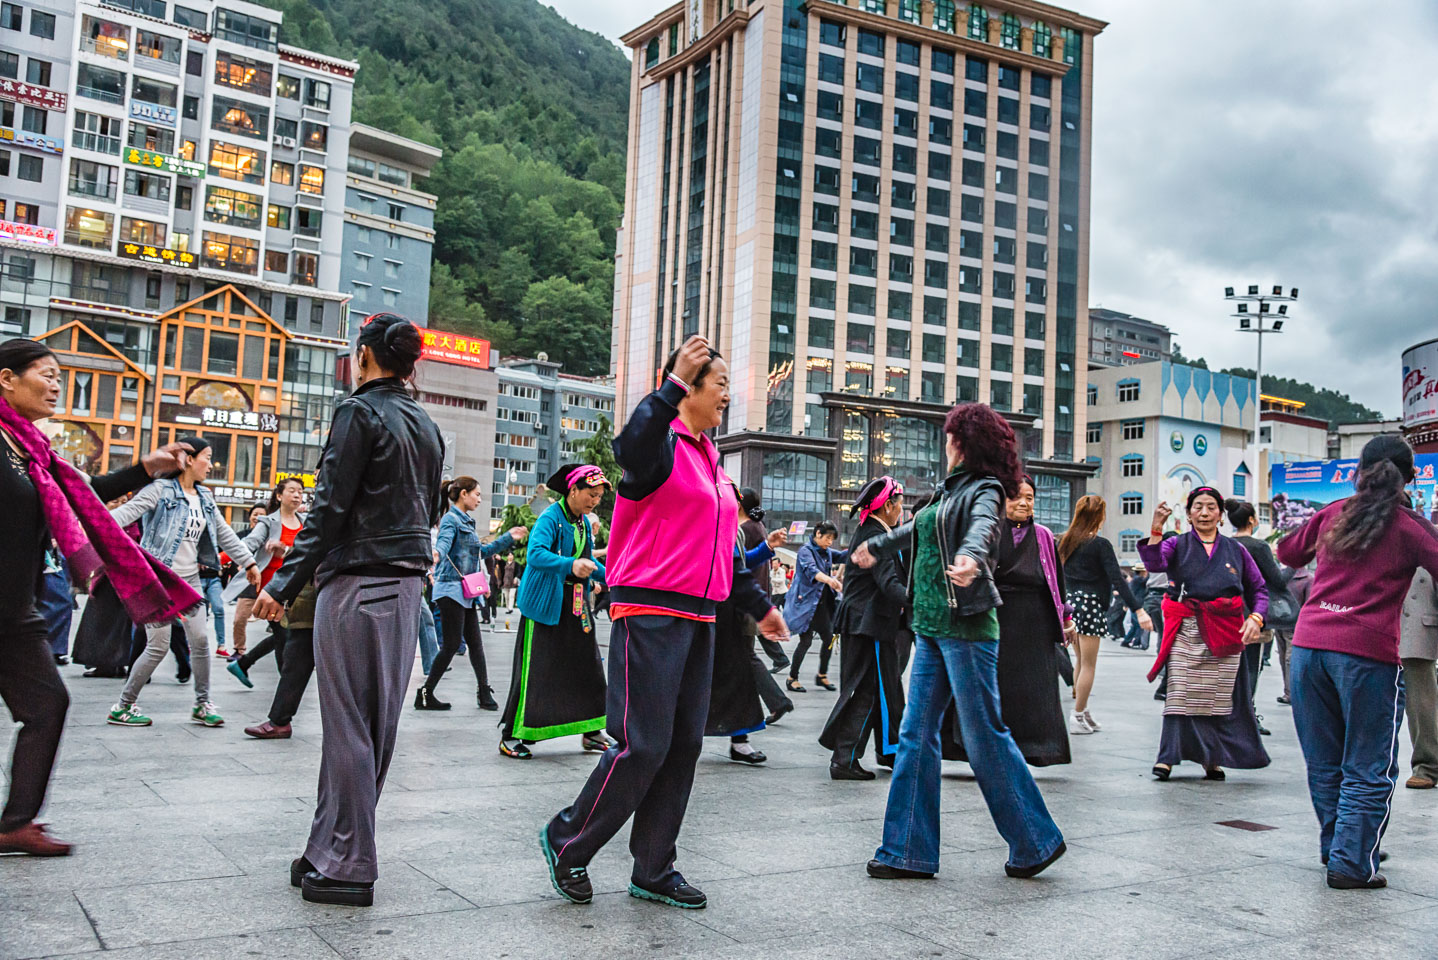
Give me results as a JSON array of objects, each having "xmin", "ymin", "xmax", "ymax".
[
  {"xmin": 207, "ymin": 483, "xmax": 266, "ymax": 506},
  {"xmin": 123, "ymin": 147, "xmax": 205, "ymax": 178},
  {"xmin": 0, "ymin": 128, "xmax": 62, "ymax": 155},
  {"xmin": 0, "ymin": 79, "xmax": 66, "ymax": 111},
  {"xmin": 0, "ymin": 220, "xmax": 56, "ymax": 245},
  {"xmin": 119, "ymin": 242, "xmax": 197, "ymax": 269},
  {"xmin": 417, "ymin": 327, "xmax": 490, "ymax": 369},
  {"xmin": 274, "ymin": 470, "xmax": 315, "ymax": 487},
  {"xmin": 129, "ymin": 100, "xmax": 177, "ymax": 127},
  {"xmin": 161, "ymin": 402, "xmax": 278, "ymax": 432}
]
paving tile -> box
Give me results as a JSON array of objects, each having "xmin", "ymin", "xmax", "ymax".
[{"xmin": 0, "ymin": 891, "xmax": 100, "ymax": 960}]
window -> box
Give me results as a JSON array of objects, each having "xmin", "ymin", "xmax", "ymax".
[
  {"xmin": 209, "ymin": 142, "xmax": 265, "ymax": 185},
  {"xmin": 1121, "ymin": 493, "xmax": 1144, "ymax": 516},
  {"xmin": 967, "ymin": 3, "xmax": 987, "ymax": 40},
  {"xmin": 857, "ymin": 28, "xmax": 884, "ymax": 57},
  {"xmin": 854, "ymin": 99, "xmax": 882, "ymax": 130},
  {"xmin": 24, "ymin": 58, "xmax": 49, "ymax": 85},
  {"xmin": 76, "ymin": 63, "xmax": 126, "ymax": 104},
  {"xmin": 848, "ymin": 286, "xmax": 876, "ymax": 318},
  {"xmin": 212, "ymin": 96, "xmax": 269, "ymax": 139},
  {"xmin": 135, "ymin": 30, "xmax": 182, "ymax": 65},
  {"xmin": 270, "ymin": 161, "xmax": 294, "ymax": 186},
  {"xmin": 1117, "ymin": 379, "xmax": 1141, "ymax": 402},
  {"xmin": 127, "ymin": 123, "xmax": 175, "ymax": 156},
  {"xmin": 895, "ymin": 72, "xmax": 919, "ymax": 103},
  {"xmin": 64, "ymin": 207, "xmax": 114, "ymax": 248},
  {"xmin": 119, "ymin": 216, "xmax": 167, "ymax": 247},
  {"xmin": 0, "ymin": 3, "xmax": 17, "ymax": 30},
  {"xmin": 819, "ymin": 19, "xmax": 845, "ymax": 47},
  {"xmin": 1121, "ymin": 455, "xmax": 1143, "ymax": 478},
  {"xmin": 303, "ymin": 78, "xmax": 330, "ymax": 109},
  {"xmin": 818, "ymin": 53, "xmax": 843, "ymax": 85},
  {"xmin": 1086, "ymin": 422, "xmax": 1101, "ymax": 443},
  {"xmin": 274, "ymin": 118, "xmax": 297, "ymax": 141},
  {"xmin": 854, "ymin": 137, "xmax": 881, "ymax": 166},
  {"xmin": 29, "ymin": 10, "xmax": 54, "ymax": 38},
  {"xmin": 183, "ymin": 95, "xmax": 199, "ymax": 120},
  {"xmin": 1087, "ymin": 385, "xmax": 1098, "ymax": 405},
  {"xmin": 16, "ymin": 154, "xmax": 41, "ymax": 182},
  {"xmin": 204, "ymin": 185, "xmax": 262, "ymax": 228},
  {"xmin": 71, "ymin": 112, "xmax": 121, "ymax": 156},
  {"xmin": 1120, "ymin": 532, "xmax": 1142, "ymax": 554},
  {"xmin": 213, "ymin": 9, "xmax": 278, "ymax": 51},
  {"xmin": 292, "ymin": 252, "xmax": 317, "ymax": 286},
  {"xmin": 644, "ymin": 37, "xmax": 659, "ymax": 69},
  {"xmin": 211, "ymin": 52, "xmax": 271, "ymax": 93},
  {"xmin": 964, "ymin": 88, "xmax": 986, "ymax": 118},
  {"xmin": 0, "ymin": 51, "xmax": 14, "ymax": 78},
  {"xmin": 267, "ymin": 204, "xmax": 290, "ymax": 229},
  {"xmin": 849, "ymin": 247, "xmax": 876, "ymax": 278},
  {"xmin": 811, "ymin": 239, "xmax": 837, "ymax": 271},
  {"xmin": 816, "ymin": 127, "xmax": 841, "ymax": 159},
  {"xmin": 298, "ymin": 164, "xmax": 324, "ymax": 194},
  {"xmin": 187, "ymin": 50, "xmax": 204, "ymax": 76},
  {"xmin": 296, "ymin": 207, "xmax": 322, "ymax": 237},
  {"xmin": 1233, "ymin": 468, "xmax": 1249, "ymax": 498},
  {"xmin": 124, "ymin": 169, "xmax": 171, "ymax": 201},
  {"xmin": 264, "ymin": 250, "xmax": 287, "ymax": 273},
  {"xmin": 173, "ymin": 5, "xmax": 207, "ymax": 29},
  {"xmin": 20, "ymin": 106, "xmax": 44, "ymax": 135},
  {"xmin": 887, "ymin": 328, "xmax": 910, "ymax": 358},
  {"xmin": 301, "ymin": 122, "xmax": 327, "ymax": 151},
  {"xmin": 276, "ymin": 74, "xmax": 300, "ymax": 100},
  {"xmin": 1120, "ymin": 419, "xmax": 1144, "ymax": 441},
  {"xmin": 132, "ymin": 76, "xmax": 178, "ymax": 108},
  {"xmin": 69, "ymin": 159, "xmax": 119, "ymax": 200},
  {"xmin": 201, "ymin": 231, "xmax": 259, "ymax": 274},
  {"xmin": 928, "ymin": 187, "xmax": 950, "ymax": 216},
  {"xmin": 889, "ymin": 253, "xmax": 912, "ymax": 281}
]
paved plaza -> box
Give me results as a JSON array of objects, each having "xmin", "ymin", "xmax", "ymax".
[{"xmin": 5, "ymin": 613, "xmax": 1438, "ymax": 960}]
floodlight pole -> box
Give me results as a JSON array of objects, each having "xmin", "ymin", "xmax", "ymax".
[{"xmin": 1226, "ymin": 286, "xmax": 1298, "ymax": 510}]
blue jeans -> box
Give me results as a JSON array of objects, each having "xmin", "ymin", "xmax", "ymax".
[
  {"xmin": 200, "ymin": 577, "xmax": 225, "ymax": 651},
  {"xmin": 1290, "ymin": 646, "xmax": 1404, "ymax": 882},
  {"xmin": 418, "ymin": 602, "xmax": 440, "ymax": 675},
  {"xmin": 876, "ymin": 633, "xmax": 1064, "ymax": 873}
]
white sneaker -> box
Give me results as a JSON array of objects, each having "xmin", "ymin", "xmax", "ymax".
[
  {"xmin": 1083, "ymin": 710, "xmax": 1102, "ymax": 732},
  {"xmin": 1069, "ymin": 712, "xmax": 1094, "ymax": 735}
]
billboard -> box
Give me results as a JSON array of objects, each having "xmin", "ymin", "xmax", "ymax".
[
  {"xmin": 1270, "ymin": 455, "xmax": 1438, "ymax": 531},
  {"xmin": 1403, "ymin": 338, "xmax": 1438, "ymax": 430}
]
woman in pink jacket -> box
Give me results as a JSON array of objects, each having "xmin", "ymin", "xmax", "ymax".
[{"xmin": 540, "ymin": 336, "xmax": 787, "ymax": 911}]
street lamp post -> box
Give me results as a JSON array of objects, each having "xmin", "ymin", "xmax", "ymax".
[{"xmin": 1225, "ymin": 284, "xmax": 1298, "ymax": 507}]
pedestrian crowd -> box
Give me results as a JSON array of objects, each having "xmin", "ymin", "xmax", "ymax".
[{"xmin": 2, "ymin": 327, "xmax": 1436, "ymax": 907}]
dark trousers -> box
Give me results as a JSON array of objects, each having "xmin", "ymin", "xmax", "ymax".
[
  {"xmin": 547, "ymin": 614, "xmax": 714, "ymax": 889},
  {"xmin": 238, "ymin": 624, "xmax": 289, "ymax": 674},
  {"xmin": 425, "ymin": 597, "xmax": 487, "ymax": 693},
  {"xmin": 1290, "ymin": 647, "xmax": 1403, "ymax": 883},
  {"xmin": 267, "ymin": 627, "xmax": 314, "ymax": 727},
  {"xmin": 749, "ymin": 638, "xmax": 790, "ymax": 714},
  {"xmin": 824, "ymin": 633, "xmax": 886, "ymax": 765},
  {"xmin": 37, "ymin": 570, "xmax": 73, "ymax": 658},
  {"xmin": 758, "ymin": 636, "xmax": 788, "ymax": 667},
  {"xmin": 1244, "ymin": 641, "xmax": 1265, "ymax": 699},
  {"xmin": 0, "ymin": 609, "xmax": 68, "ymax": 831}
]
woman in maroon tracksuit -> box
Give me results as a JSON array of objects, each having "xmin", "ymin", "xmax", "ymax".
[{"xmin": 540, "ymin": 336, "xmax": 788, "ymax": 911}]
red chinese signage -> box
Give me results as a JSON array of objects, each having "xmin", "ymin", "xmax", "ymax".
[
  {"xmin": 0, "ymin": 220, "xmax": 56, "ymax": 245},
  {"xmin": 0, "ymin": 78, "xmax": 66, "ymax": 111},
  {"xmin": 418, "ymin": 326, "xmax": 490, "ymax": 369}
]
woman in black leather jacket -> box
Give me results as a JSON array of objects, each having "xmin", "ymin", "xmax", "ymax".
[
  {"xmin": 851, "ymin": 403, "xmax": 1066, "ymax": 881},
  {"xmin": 254, "ymin": 313, "xmax": 444, "ymax": 908}
]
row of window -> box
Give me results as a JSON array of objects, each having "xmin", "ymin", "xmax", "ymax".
[
  {"xmin": 816, "ymin": 10, "xmax": 1072, "ymax": 69},
  {"xmin": 801, "ymin": 366, "xmax": 1051, "ymax": 415},
  {"xmin": 1085, "ymin": 419, "xmax": 1146, "ymax": 442},
  {"xmin": 0, "ymin": 2, "xmax": 52, "ymax": 39}
]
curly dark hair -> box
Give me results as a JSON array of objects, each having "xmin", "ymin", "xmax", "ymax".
[{"xmin": 943, "ymin": 403, "xmax": 1022, "ymax": 498}]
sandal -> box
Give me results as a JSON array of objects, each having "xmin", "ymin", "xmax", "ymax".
[
  {"xmin": 1151, "ymin": 764, "xmax": 1171, "ymax": 781},
  {"xmin": 499, "ymin": 739, "xmax": 533, "ymax": 760},
  {"xmin": 582, "ymin": 733, "xmax": 614, "ymax": 752},
  {"xmin": 815, "ymin": 674, "xmax": 836, "ymax": 691},
  {"xmin": 786, "ymin": 678, "xmax": 806, "ymax": 693}
]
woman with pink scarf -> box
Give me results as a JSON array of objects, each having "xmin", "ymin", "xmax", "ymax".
[{"xmin": 0, "ymin": 338, "xmax": 201, "ymax": 857}]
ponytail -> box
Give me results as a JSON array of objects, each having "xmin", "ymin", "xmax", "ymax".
[{"xmin": 1318, "ymin": 434, "xmax": 1414, "ymax": 561}]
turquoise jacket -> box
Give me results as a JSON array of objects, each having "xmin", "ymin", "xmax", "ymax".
[{"xmin": 516, "ymin": 500, "xmax": 606, "ymax": 626}]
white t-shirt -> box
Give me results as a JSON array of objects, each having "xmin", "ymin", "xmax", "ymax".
[{"xmin": 170, "ymin": 490, "xmax": 206, "ymax": 581}]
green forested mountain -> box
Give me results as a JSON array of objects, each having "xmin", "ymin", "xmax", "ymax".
[{"xmin": 263, "ymin": 0, "xmax": 632, "ymax": 375}]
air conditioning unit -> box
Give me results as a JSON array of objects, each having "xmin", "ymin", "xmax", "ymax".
[{"xmin": 280, "ymin": 136, "xmax": 297, "ymax": 149}]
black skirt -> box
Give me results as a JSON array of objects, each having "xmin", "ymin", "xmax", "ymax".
[
  {"xmin": 499, "ymin": 581, "xmax": 606, "ymax": 742},
  {"xmin": 1156, "ymin": 652, "xmax": 1271, "ymax": 770},
  {"xmin": 70, "ymin": 578, "xmax": 136, "ymax": 672},
  {"xmin": 705, "ymin": 600, "xmax": 764, "ymax": 737},
  {"xmin": 944, "ymin": 585, "xmax": 1071, "ymax": 766}
]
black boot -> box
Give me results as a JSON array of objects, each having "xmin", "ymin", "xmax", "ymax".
[
  {"xmin": 414, "ymin": 687, "xmax": 451, "ymax": 711},
  {"xmin": 477, "ymin": 685, "xmax": 499, "ymax": 710}
]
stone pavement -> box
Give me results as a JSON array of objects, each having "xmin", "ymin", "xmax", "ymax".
[{"xmin": 5, "ymin": 613, "xmax": 1438, "ymax": 960}]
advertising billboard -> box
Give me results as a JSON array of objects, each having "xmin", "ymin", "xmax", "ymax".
[
  {"xmin": 1403, "ymin": 338, "xmax": 1438, "ymax": 430},
  {"xmin": 1271, "ymin": 455, "xmax": 1438, "ymax": 531}
]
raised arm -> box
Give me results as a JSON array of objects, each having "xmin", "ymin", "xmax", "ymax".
[
  {"xmin": 1276, "ymin": 512, "xmax": 1323, "ymax": 570},
  {"xmin": 611, "ymin": 380, "xmax": 685, "ymax": 499},
  {"xmin": 108, "ymin": 481, "xmax": 162, "ymax": 529}
]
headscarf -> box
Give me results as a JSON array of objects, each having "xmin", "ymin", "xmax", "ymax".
[
  {"xmin": 1186, "ymin": 485, "xmax": 1224, "ymax": 512},
  {"xmin": 851, "ymin": 475, "xmax": 904, "ymax": 525},
  {"xmin": 546, "ymin": 463, "xmax": 611, "ymax": 496}
]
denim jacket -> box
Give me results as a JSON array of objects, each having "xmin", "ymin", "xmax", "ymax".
[
  {"xmin": 433, "ymin": 506, "xmax": 513, "ymax": 608},
  {"xmin": 111, "ymin": 479, "xmax": 255, "ymax": 574}
]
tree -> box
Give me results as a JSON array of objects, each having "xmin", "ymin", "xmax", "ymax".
[
  {"xmin": 498, "ymin": 502, "xmax": 539, "ymax": 565},
  {"xmin": 1170, "ymin": 343, "xmax": 1208, "ymax": 369},
  {"xmin": 515, "ymin": 276, "xmax": 611, "ymax": 375},
  {"xmin": 580, "ymin": 416, "xmax": 621, "ymax": 525}
]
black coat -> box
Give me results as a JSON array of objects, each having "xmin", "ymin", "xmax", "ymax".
[
  {"xmin": 866, "ymin": 468, "xmax": 1006, "ymax": 617},
  {"xmin": 267, "ymin": 377, "xmax": 445, "ymax": 601},
  {"xmin": 835, "ymin": 516, "xmax": 909, "ymax": 639}
]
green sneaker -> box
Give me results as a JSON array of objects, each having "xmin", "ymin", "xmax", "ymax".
[
  {"xmin": 191, "ymin": 702, "xmax": 224, "ymax": 727},
  {"xmin": 107, "ymin": 703, "xmax": 152, "ymax": 726}
]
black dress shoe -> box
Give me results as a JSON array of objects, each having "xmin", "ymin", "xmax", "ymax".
[
  {"xmin": 769, "ymin": 659, "xmax": 790, "ymax": 675},
  {"xmin": 414, "ymin": 688, "xmax": 450, "ymax": 710},
  {"xmin": 729, "ymin": 746, "xmax": 767, "ymax": 764},
  {"xmin": 814, "ymin": 674, "xmax": 836, "ymax": 691},
  {"xmin": 290, "ymin": 855, "xmax": 315, "ymax": 888},
  {"xmin": 629, "ymin": 878, "xmax": 706, "ymax": 909},
  {"xmin": 1005, "ymin": 841, "xmax": 1066, "ymax": 879},
  {"xmin": 866, "ymin": 859, "xmax": 933, "ymax": 879},
  {"xmin": 1327, "ymin": 871, "xmax": 1386, "ymax": 890},
  {"xmin": 830, "ymin": 761, "xmax": 876, "ymax": 781},
  {"xmin": 302, "ymin": 871, "xmax": 374, "ymax": 906},
  {"xmin": 765, "ymin": 702, "xmax": 794, "ymax": 725}
]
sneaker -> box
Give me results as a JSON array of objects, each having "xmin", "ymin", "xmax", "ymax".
[
  {"xmin": 107, "ymin": 703, "xmax": 152, "ymax": 726},
  {"xmin": 629, "ymin": 878, "xmax": 707, "ymax": 909},
  {"xmin": 1069, "ymin": 712, "xmax": 1093, "ymax": 735},
  {"xmin": 191, "ymin": 702, "xmax": 224, "ymax": 727},
  {"xmin": 538, "ymin": 826, "xmax": 592, "ymax": 904},
  {"xmin": 1082, "ymin": 710, "xmax": 1102, "ymax": 732},
  {"xmin": 214, "ymin": 647, "xmax": 232, "ymax": 659}
]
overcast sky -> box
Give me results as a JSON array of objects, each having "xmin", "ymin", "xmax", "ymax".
[{"xmin": 549, "ymin": 1, "xmax": 1438, "ymax": 417}]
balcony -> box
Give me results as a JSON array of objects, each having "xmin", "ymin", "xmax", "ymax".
[{"xmin": 79, "ymin": 34, "xmax": 129, "ymax": 61}]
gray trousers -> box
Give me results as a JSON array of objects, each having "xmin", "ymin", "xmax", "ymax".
[
  {"xmin": 304, "ymin": 573, "xmax": 421, "ymax": 884},
  {"xmin": 121, "ymin": 586, "xmax": 209, "ymax": 708},
  {"xmin": 1402, "ymin": 658, "xmax": 1438, "ymax": 781},
  {"xmin": 1275, "ymin": 630, "xmax": 1294, "ymax": 700}
]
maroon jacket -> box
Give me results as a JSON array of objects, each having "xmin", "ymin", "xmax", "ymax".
[{"xmin": 1277, "ymin": 501, "xmax": 1438, "ymax": 664}]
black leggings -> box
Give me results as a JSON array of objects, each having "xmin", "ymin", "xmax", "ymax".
[
  {"xmin": 0, "ymin": 609, "xmax": 68, "ymax": 831},
  {"xmin": 425, "ymin": 597, "xmax": 487, "ymax": 693},
  {"xmin": 790, "ymin": 628, "xmax": 834, "ymax": 680}
]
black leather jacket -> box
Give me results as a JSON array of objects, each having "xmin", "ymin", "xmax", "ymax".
[
  {"xmin": 865, "ymin": 468, "xmax": 1005, "ymax": 617},
  {"xmin": 267, "ymin": 378, "xmax": 444, "ymax": 602}
]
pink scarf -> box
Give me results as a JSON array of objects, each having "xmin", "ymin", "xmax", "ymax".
[{"xmin": 0, "ymin": 400, "xmax": 202, "ymax": 624}]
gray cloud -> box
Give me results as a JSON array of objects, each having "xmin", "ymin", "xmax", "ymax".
[{"xmin": 553, "ymin": 0, "xmax": 1436, "ymax": 415}]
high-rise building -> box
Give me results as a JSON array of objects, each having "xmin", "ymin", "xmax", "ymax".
[
  {"xmin": 610, "ymin": 0, "xmax": 1105, "ymax": 530},
  {"xmin": 0, "ymin": 0, "xmax": 381, "ymax": 514},
  {"xmin": 340, "ymin": 122, "xmax": 440, "ymax": 325},
  {"xmin": 1087, "ymin": 306, "xmax": 1170, "ymax": 368}
]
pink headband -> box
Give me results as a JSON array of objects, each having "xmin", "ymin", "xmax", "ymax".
[{"xmin": 858, "ymin": 477, "xmax": 903, "ymax": 525}]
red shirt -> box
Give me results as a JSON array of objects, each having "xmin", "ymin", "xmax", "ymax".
[{"xmin": 260, "ymin": 522, "xmax": 300, "ymax": 589}]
